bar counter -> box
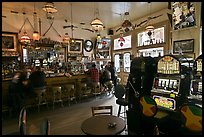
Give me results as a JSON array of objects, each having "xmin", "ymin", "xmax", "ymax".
[{"xmin": 2, "ymin": 74, "xmax": 87, "ymax": 113}]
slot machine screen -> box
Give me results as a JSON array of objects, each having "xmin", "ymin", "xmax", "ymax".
[
  {"xmin": 191, "ymin": 81, "xmax": 202, "ymax": 95},
  {"xmin": 153, "ymin": 95, "xmax": 176, "ymax": 111},
  {"xmin": 196, "ymin": 60, "xmax": 202, "ymax": 72}
]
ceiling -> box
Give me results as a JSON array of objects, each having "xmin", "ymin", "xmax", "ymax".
[{"xmin": 2, "ymin": 2, "xmax": 168, "ymax": 31}]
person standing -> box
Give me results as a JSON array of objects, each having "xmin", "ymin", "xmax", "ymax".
[
  {"xmin": 107, "ymin": 61, "xmax": 117, "ymax": 87},
  {"xmin": 8, "ymin": 71, "xmax": 27, "ymax": 117}
]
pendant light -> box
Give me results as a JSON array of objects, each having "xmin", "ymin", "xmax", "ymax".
[
  {"xmin": 146, "ymin": 2, "xmax": 154, "ymax": 32},
  {"xmin": 33, "ymin": 2, "xmax": 40, "ymax": 41},
  {"xmin": 69, "ymin": 3, "xmax": 76, "ymax": 45},
  {"xmin": 91, "ymin": 3, "xmax": 104, "ymax": 32},
  {"xmin": 19, "ymin": 12, "xmax": 31, "ymax": 44}
]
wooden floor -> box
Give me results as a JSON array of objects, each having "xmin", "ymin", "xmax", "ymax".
[{"xmin": 2, "ymin": 93, "xmax": 128, "ymax": 135}]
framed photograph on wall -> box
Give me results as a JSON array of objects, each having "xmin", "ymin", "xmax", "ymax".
[
  {"xmin": 68, "ymin": 39, "xmax": 83, "ymax": 54},
  {"xmin": 172, "ymin": 2, "xmax": 196, "ymax": 30},
  {"xmin": 173, "ymin": 39, "xmax": 194, "ymax": 54},
  {"xmin": 2, "ymin": 32, "xmax": 18, "ymax": 51}
]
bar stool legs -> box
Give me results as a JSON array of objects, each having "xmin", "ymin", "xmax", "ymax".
[
  {"xmin": 52, "ymin": 86, "xmax": 63, "ymax": 110},
  {"xmin": 34, "ymin": 88, "xmax": 49, "ymax": 112}
]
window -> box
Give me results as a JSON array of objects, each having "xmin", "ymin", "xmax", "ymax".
[
  {"xmin": 138, "ymin": 47, "xmax": 164, "ymax": 57},
  {"xmin": 114, "ymin": 54, "xmax": 120, "ymax": 72},
  {"xmin": 23, "ymin": 48, "xmax": 28, "ymax": 63},
  {"xmin": 123, "ymin": 52, "xmax": 131, "ymax": 73},
  {"xmin": 138, "ymin": 27, "xmax": 165, "ymax": 46}
]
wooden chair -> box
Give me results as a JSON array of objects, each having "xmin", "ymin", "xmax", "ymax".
[
  {"xmin": 19, "ymin": 107, "xmax": 26, "ymax": 135},
  {"xmin": 91, "ymin": 105, "xmax": 113, "ymax": 116},
  {"xmin": 19, "ymin": 107, "xmax": 51, "ymax": 135},
  {"xmin": 52, "ymin": 86, "xmax": 63, "ymax": 110},
  {"xmin": 40, "ymin": 119, "xmax": 51, "ymax": 135}
]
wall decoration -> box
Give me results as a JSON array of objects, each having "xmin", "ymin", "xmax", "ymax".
[
  {"xmin": 114, "ymin": 35, "xmax": 131, "ymax": 50},
  {"xmin": 68, "ymin": 39, "xmax": 83, "ymax": 54},
  {"xmin": 172, "ymin": 2, "xmax": 196, "ymax": 30},
  {"xmin": 173, "ymin": 39, "xmax": 194, "ymax": 54},
  {"xmin": 96, "ymin": 38, "xmax": 111, "ymax": 50},
  {"xmin": 2, "ymin": 32, "xmax": 18, "ymax": 51},
  {"xmin": 84, "ymin": 40, "xmax": 93, "ymax": 52}
]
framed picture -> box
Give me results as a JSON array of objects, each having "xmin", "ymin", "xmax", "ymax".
[
  {"xmin": 84, "ymin": 40, "xmax": 93, "ymax": 52},
  {"xmin": 68, "ymin": 39, "xmax": 83, "ymax": 54},
  {"xmin": 2, "ymin": 32, "xmax": 18, "ymax": 51},
  {"xmin": 173, "ymin": 39, "xmax": 194, "ymax": 54},
  {"xmin": 172, "ymin": 2, "xmax": 196, "ymax": 30}
]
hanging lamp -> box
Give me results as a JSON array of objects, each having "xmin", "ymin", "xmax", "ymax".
[
  {"xmin": 91, "ymin": 3, "xmax": 104, "ymax": 32},
  {"xmin": 33, "ymin": 2, "xmax": 40, "ymax": 41},
  {"xmin": 146, "ymin": 2, "xmax": 155, "ymax": 32},
  {"xmin": 63, "ymin": 33, "xmax": 70, "ymax": 43},
  {"xmin": 19, "ymin": 12, "xmax": 31, "ymax": 44}
]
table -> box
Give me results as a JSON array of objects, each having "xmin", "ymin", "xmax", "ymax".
[{"xmin": 81, "ymin": 115, "xmax": 126, "ymax": 135}]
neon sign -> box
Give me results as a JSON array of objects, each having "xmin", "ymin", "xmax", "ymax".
[{"xmin": 153, "ymin": 95, "xmax": 176, "ymax": 111}]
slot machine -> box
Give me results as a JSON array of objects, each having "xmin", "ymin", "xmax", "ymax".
[
  {"xmin": 151, "ymin": 54, "xmax": 194, "ymax": 114},
  {"xmin": 187, "ymin": 54, "xmax": 202, "ymax": 107}
]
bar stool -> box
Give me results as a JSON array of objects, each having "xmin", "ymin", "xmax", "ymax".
[
  {"xmin": 92, "ymin": 82, "xmax": 101, "ymax": 98},
  {"xmin": 51, "ymin": 86, "xmax": 63, "ymax": 110},
  {"xmin": 34, "ymin": 87, "xmax": 49, "ymax": 112},
  {"xmin": 64, "ymin": 84, "xmax": 77, "ymax": 106},
  {"xmin": 80, "ymin": 83, "xmax": 92, "ymax": 102},
  {"xmin": 114, "ymin": 84, "xmax": 128, "ymax": 119}
]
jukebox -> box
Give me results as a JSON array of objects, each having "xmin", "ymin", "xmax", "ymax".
[{"xmin": 187, "ymin": 54, "xmax": 202, "ymax": 106}]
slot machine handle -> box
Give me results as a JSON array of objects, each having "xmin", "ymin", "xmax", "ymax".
[{"xmin": 141, "ymin": 76, "xmax": 144, "ymax": 89}]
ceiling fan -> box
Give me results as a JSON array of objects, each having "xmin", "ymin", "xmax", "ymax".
[
  {"xmin": 135, "ymin": 14, "xmax": 163, "ymax": 28},
  {"xmin": 63, "ymin": 19, "xmax": 96, "ymax": 33},
  {"xmin": 135, "ymin": 2, "xmax": 163, "ymax": 28},
  {"xmin": 116, "ymin": 11, "xmax": 135, "ymax": 33}
]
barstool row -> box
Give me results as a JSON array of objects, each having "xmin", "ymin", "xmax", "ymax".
[{"xmin": 24, "ymin": 82, "xmax": 110, "ymax": 112}]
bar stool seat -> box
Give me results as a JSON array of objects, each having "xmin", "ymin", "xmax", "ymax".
[
  {"xmin": 51, "ymin": 86, "xmax": 63, "ymax": 110},
  {"xmin": 33, "ymin": 87, "xmax": 48, "ymax": 112},
  {"xmin": 64, "ymin": 84, "xmax": 77, "ymax": 105},
  {"xmin": 92, "ymin": 82, "xmax": 101, "ymax": 98},
  {"xmin": 80, "ymin": 83, "xmax": 92, "ymax": 101},
  {"xmin": 114, "ymin": 84, "xmax": 128, "ymax": 119}
]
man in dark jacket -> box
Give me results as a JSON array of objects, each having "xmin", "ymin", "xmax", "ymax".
[
  {"xmin": 8, "ymin": 71, "xmax": 27, "ymax": 116},
  {"xmin": 29, "ymin": 66, "xmax": 46, "ymax": 92}
]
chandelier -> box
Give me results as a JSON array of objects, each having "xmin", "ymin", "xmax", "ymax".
[
  {"xmin": 91, "ymin": 3, "xmax": 104, "ymax": 32},
  {"xmin": 42, "ymin": 2, "xmax": 57, "ymax": 20},
  {"xmin": 33, "ymin": 2, "xmax": 40, "ymax": 41},
  {"xmin": 63, "ymin": 33, "xmax": 70, "ymax": 43},
  {"xmin": 91, "ymin": 18, "xmax": 104, "ymax": 32},
  {"xmin": 20, "ymin": 31, "xmax": 31, "ymax": 44},
  {"xmin": 42, "ymin": 2, "xmax": 57, "ymax": 13},
  {"xmin": 19, "ymin": 12, "xmax": 33, "ymax": 44},
  {"xmin": 146, "ymin": 2, "xmax": 154, "ymax": 33}
]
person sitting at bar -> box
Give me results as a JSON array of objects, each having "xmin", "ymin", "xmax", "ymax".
[
  {"xmin": 100, "ymin": 65, "xmax": 112, "ymax": 92},
  {"xmin": 86, "ymin": 63, "xmax": 99, "ymax": 91},
  {"xmin": 8, "ymin": 71, "xmax": 27, "ymax": 117},
  {"xmin": 28, "ymin": 66, "xmax": 47, "ymax": 94}
]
